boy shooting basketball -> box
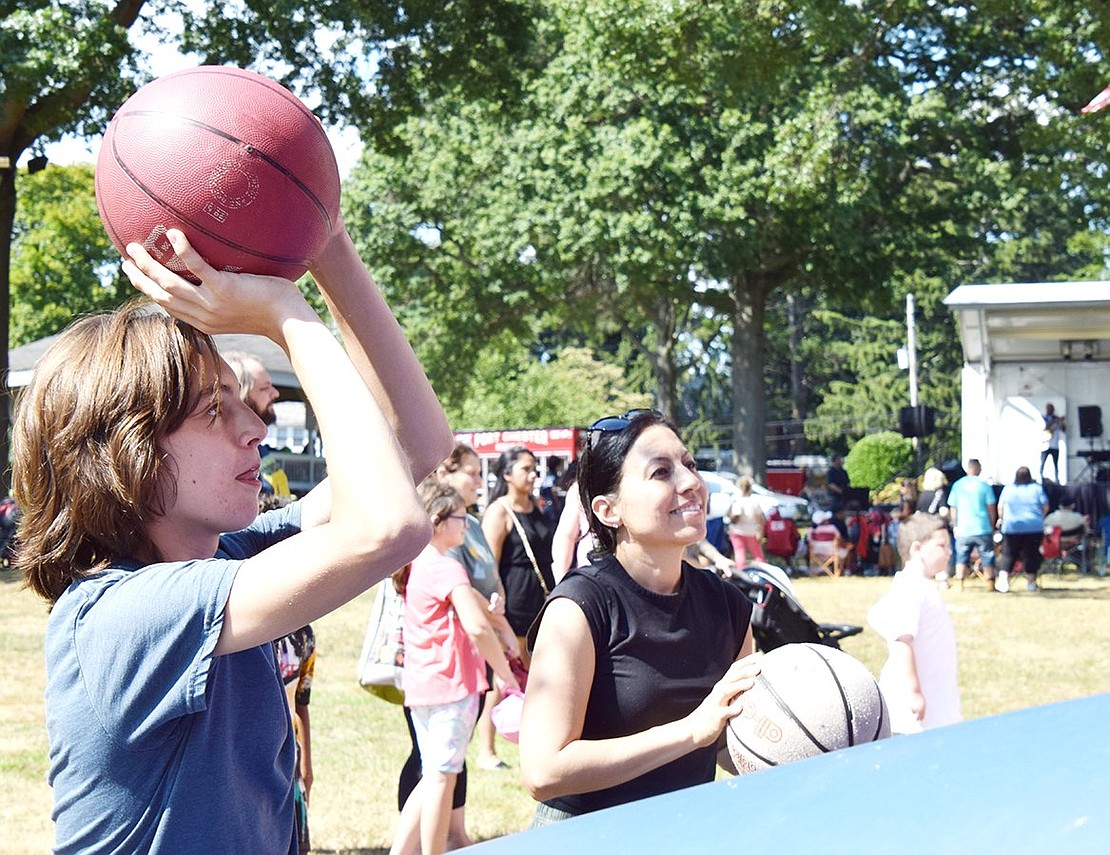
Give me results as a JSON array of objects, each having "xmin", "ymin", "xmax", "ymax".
[{"xmin": 16, "ymin": 224, "xmax": 451, "ymax": 852}]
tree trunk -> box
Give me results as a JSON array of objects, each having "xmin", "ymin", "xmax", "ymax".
[
  {"xmin": 651, "ymin": 301, "xmax": 678, "ymax": 424},
  {"xmin": 730, "ymin": 275, "xmax": 769, "ymax": 480},
  {"xmin": 0, "ymin": 159, "xmax": 16, "ymax": 495},
  {"xmin": 787, "ymin": 291, "xmax": 806, "ymax": 457}
]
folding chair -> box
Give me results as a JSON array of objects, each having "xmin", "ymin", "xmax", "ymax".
[
  {"xmin": 765, "ymin": 512, "xmax": 802, "ymax": 574},
  {"xmin": 808, "ymin": 525, "xmax": 844, "ymax": 577},
  {"xmin": 1041, "ymin": 524, "xmax": 1088, "ymax": 575}
]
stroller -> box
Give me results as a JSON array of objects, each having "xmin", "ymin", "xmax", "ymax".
[
  {"xmin": 727, "ymin": 562, "xmax": 862, "ymax": 652},
  {"xmin": 0, "ymin": 497, "xmax": 18, "ymax": 569}
]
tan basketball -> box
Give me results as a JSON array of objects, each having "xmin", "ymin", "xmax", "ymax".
[{"xmin": 727, "ymin": 643, "xmax": 890, "ymax": 774}]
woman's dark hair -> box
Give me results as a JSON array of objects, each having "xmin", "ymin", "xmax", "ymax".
[
  {"xmin": 487, "ymin": 445, "xmax": 535, "ymax": 503},
  {"xmin": 577, "ymin": 410, "xmax": 677, "ymax": 555},
  {"xmin": 1014, "ymin": 466, "xmax": 1034, "ymax": 485}
]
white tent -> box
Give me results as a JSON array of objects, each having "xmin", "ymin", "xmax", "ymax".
[{"xmin": 945, "ymin": 280, "xmax": 1110, "ymax": 486}]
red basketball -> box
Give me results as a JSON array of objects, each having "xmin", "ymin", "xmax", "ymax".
[{"xmin": 95, "ymin": 66, "xmax": 340, "ymax": 282}]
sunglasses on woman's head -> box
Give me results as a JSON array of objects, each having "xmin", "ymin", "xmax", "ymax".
[
  {"xmin": 586, "ymin": 410, "xmax": 662, "ymax": 451},
  {"xmin": 587, "ymin": 409, "xmax": 661, "ymax": 433}
]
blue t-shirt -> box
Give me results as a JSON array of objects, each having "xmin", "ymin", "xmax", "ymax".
[
  {"xmin": 45, "ymin": 503, "xmax": 302, "ymax": 854},
  {"xmin": 999, "ymin": 482, "xmax": 1049, "ymax": 535},
  {"xmin": 947, "ymin": 475, "xmax": 997, "ymax": 537}
]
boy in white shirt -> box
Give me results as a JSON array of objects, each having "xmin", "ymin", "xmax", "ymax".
[{"xmin": 868, "ymin": 513, "xmax": 961, "ymax": 734}]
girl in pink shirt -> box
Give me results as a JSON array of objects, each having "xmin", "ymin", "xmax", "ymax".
[{"xmin": 390, "ymin": 483, "xmax": 520, "ymax": 855}]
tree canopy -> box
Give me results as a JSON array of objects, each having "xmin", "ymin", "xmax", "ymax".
[
  {"xmin": 0, "ymin": 0, "xmax": 535, "ymax": 484},
  {"xmin": 6, "ymin": 1, "xmax": 1110, "ymax": 482},
  {"xmin": 343, "ymin": 0, "xmax": 1110, "ymax": 474}
]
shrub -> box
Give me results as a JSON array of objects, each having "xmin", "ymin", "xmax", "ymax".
[{"xmin": 844, "ymin": 431, "xmax": 914, "ymax": 491}]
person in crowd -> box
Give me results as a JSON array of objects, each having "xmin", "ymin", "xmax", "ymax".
[
  {"xmin": 225, "ymin": 350, "xmax": 291, "ymax": 497},
  {"xmin": 14, "ymin": 224, "xmax": 452, "ymax": 852},
  {"xmin": 390, "ymin": 483, "xmax": 521, "ymax": 855},
  {"xmin": 1044, "ymin": 501, "xmax": 1087, "ymax": 536},
  {"xmin": 867, "ymin": 512, "xmax": 961, "ymax": 735},
  {"xmin": 917, "ymin": 467, "xmax": 950, "ymax": 517},
  {"xmin": 898, "ymin": 478, "xmax": 919, "ymax": 519},
  {"xmin": 274, "ymin": 621, "xmax": 316, "ymax": 854},
  {"xmin": 996, "ymin": 466, "xmax": 1050, "ymax": 593},
  {"xmin": 519, "ymin": 410, "xmax": 760, "ymax": 825},
  {"xmin": 946, "ymin": 458, "xmax": 998, "ymax": 589},
  {"xmin": 808, "ymin": 510, "xmax": 852, "ymax": 573},
  {"xmin": 682, "ymin": 537, "xmax": 737, "ymax": 576},
  {"xmin": 826, "ymin": 454, "xmax": 850, "ymax": 510},
  {"xmin": 725, "ymin": 475, "xmax": 766, "ymax": 567},
  {"xmin": 1040, "ymin": 402, "xmax": 1066, "ymax": 482},
  {"xmin": 550, "ymin": 484, "xmax": 594, "ymax": 582},
  {"xmin": 539, "ymin": 455, "xmax": 566, "ymax": 519},
  {"xmin": 225, "ymin": 350, "xmax": 279, "ymax": 426},
  {"xmin": 396, "ymin": 443, "xmax": 517, "ymax": 846},
  {"xmin": 917, "ymin": 466, "xmax": 953, "ymax": 586},
  {"xmin": 260, "ymin": 492, "xmax": 316, "ymax": 854},
  {"xmin": 480, "ymin": 445, "xmax": 556, "ymax": 769}
]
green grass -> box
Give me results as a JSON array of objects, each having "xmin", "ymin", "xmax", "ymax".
[{"xmin": 3, "ymin": 569, "xmax": 1109, "ymax": 853}]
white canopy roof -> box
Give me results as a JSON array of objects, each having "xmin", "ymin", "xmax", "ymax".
[
  {"xmin": 6, "ymin": 332, "xmax": 300, "ymax": 397},
  {"xmin": 944, "ymin": 281, "xmax": 1110, "ymax": 369}
]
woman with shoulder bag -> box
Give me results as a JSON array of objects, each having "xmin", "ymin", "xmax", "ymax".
[
  {"xmin": 480, "ymin": 445, "xmax": 556, "ymax": 769},
  {"xmin": 726, "ymin": 475, "xmax": 766, "ymax": 567}
]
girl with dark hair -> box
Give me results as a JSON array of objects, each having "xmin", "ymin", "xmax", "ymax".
[
  {"xmin": 519, "ymin": 411, "xmax": 759, "ymax": 824},
  {"xmin": 479, "ymin": 445, "xmax": 556, "ymax": 768},
  {"xmin": 481, "ymin": 445, "xmax": 556, "ymax": 651}
]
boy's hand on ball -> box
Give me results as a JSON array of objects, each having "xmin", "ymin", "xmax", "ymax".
[
  {"xmin": 123, "ymin": 229, "xmax": 314, "ymax": 338},
  {"xmin": 687, "ymin": 653, "xmax": 762, "ymax": 748}
]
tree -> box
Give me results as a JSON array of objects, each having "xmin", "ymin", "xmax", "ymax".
[
  {"xmin": 10, "ymin": 163, "xmax": 124, "ymax": 346},
  {"xmin": 345, "ymin": 1, "xmax": 1110, "ymax": 480},
  {"xmin": 449, "ymin": 341, "xmax": 650, "ymax": 429},
  {"xmin": 0, "ymin": 0, "xmax": 535, "ymax": 485}
]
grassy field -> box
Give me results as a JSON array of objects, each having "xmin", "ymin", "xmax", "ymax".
[{"xmin": 3, "ymin": 568, "xmax": 1109, "ymax": 854}]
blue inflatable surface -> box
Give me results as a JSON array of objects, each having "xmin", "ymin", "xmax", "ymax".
[{"xmin": 472, "ymin": 693, "xmax": 1110, "ymax": 853}]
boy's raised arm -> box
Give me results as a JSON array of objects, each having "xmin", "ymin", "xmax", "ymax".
[{"xmin": 310, "ymin": 226, "xmax": 453, "ymax": 483}]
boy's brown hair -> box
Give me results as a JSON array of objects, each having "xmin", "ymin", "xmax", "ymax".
[
  {"xmin": 896, "ymin": 512, "xmax": 948, "ymax": 562},
  {"xmin": 13, "ymin": 302, "xmax": 219, "ymax": 603}
]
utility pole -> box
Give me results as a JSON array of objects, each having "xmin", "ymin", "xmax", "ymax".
[
  {"xmin": 906, "ymin": 293, "xmax": 918, "ymax": 408},
  {"xmin": 906, "ymin": 293, "xmax": 921, "ymax": 464}
]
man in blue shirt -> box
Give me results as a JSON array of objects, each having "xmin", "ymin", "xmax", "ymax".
[{"xmin": 947, "ymin": 459, "xmax": 998, "ymax": 589}]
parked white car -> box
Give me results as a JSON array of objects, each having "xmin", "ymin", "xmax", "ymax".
[{"xmin": 699, "ymin": 470, "xmax": 811, "ymax": 521}]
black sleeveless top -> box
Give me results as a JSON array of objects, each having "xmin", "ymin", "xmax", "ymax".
[
  {"xmin": 498, "ymin": 504, "xmax": 555, "ymax": 636},
  {"xmin": 530, "ymin": 555, "xmax": 752, "ymax": 815}
]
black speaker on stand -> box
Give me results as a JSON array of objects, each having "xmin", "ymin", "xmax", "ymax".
[
  {"xmin": 1079, "ymin": 405, "xmax": 1103, "ymax": 439},
  {"xmin": 1076, "ymin": 405, "xmax": 1106, "ymax": 484}
]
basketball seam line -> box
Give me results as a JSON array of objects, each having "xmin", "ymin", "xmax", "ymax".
[
  {"xmin": 868, "ymin": 683, "xmax": 887, "ymax": 742},
  {"xmin": 115, "ymin": 111, "xmax": 336, "ymax": 240},
  {"xmin": 809, "ymin": 645, "xmax": 857, "ymax": 747},
  {"xmin": 726, "ymin": 718, "xmax": 780, "ymax": 768},
  {"xmin": 755, "ymin": 669, "xmax": 833, "ymax": 754}
]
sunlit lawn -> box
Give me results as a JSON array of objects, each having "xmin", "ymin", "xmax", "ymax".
[{"xmin": 3, "ymin": 569, "xmax": 1108, "ymax": 853}]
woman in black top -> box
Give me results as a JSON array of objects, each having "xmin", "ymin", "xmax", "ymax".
[
  {"xmin": 480, "ymin": 445, "xmax": 556, "ymax": 769},
  {"xmin": 482, "ymin": 446, "xmax": 557, "ymax": 645},
  {"xmin": 519, "ymin": 411, "xmax": 759, "ymax": 824}
]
